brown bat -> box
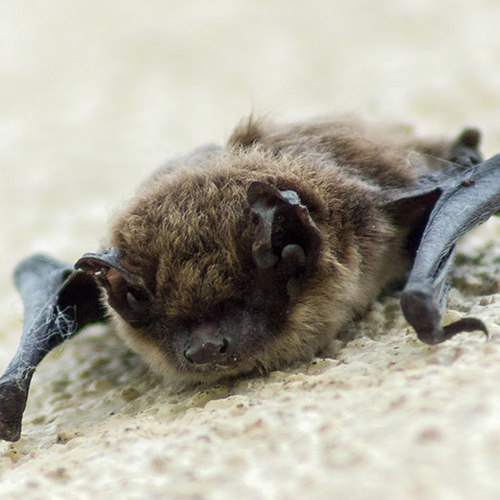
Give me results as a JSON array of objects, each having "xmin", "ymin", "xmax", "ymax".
[{"xmin": 1, "ymin": 116, "xmax": 497, "ymax": 442}]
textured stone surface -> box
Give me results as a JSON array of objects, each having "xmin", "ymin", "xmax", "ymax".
[{"xmin": 1, "ymin": 1, "xmax": 500, "ymax": 499}]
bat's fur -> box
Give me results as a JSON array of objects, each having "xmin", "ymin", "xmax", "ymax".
[{"xmin": 105, "ymin": 117, "xmax": 459, "ymax": 384}]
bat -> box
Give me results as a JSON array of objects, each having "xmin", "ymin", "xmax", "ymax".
[{"xmin": 1, "ymin": 116, "xmax": 498, "ymax": 442}]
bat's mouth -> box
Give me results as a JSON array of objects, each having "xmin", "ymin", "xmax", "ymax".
[
  {"xmin": 176, "ymin": 354, "xmax": 258, "ymax": 383},
  {"xmin": 183, "ymin": 350, "xmax": 241, "ymax": 370}
]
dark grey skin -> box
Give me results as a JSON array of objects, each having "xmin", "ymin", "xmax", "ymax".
[{"xmin": 0, "ymin": 117, "xmax": 497, "ymax": 442}]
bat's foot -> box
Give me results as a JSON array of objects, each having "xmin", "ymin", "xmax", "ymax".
[{"xmin": 447, "ymin": 128, "xmax": 483, "ymax": 169}]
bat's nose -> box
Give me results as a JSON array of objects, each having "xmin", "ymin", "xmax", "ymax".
[
  {"xmin": 184, "ymin": 323, "xmax": 232, "ymax": 365},
  {"xmin": 184, "ymin": 338, "xmax": 230, "ymax": 365}
]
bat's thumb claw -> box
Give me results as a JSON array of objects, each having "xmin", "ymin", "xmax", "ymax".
[
  {"xmin": 443, "ymin": 317, "xmax": 489, "ymax": 341},
  {"xmin": 401, "ymin": 287, "xmax": 488, "ymax": 344},
  {"xmin": 414, "ymin": 317, "xmax": 488, "ymax": 345}
]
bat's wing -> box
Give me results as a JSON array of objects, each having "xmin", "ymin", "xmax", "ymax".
[
  {"xmin": 0, "ymin": 255, "xmax": 106, "ymax": 442},
  {"xmin": 386, "ymin": 132, "xmax": 500, "ymax": 344}
]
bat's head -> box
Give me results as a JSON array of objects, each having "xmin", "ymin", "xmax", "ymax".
[{"xmin": 76, "ymin": 150, "xmax": 397, "ymax": 384}]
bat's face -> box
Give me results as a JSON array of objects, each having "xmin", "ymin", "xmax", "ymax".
[
  {"xmin": 76, "ymin": 153, "xmax": 354, "ymax": 383},
  {"xmin": 77, "ymin": 151, "xmax": 401, "ymax": 383}
]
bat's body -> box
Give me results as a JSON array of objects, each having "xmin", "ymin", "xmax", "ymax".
[
  {"xmin": 0, "ymin": 116, "xmax": 495, "ymax": 441},
  {"xmin": 103, "ymin": 118, "xmax": 455, "ymax": 382}
]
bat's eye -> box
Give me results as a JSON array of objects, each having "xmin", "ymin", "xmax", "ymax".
[{"xmin": 126, "ymin": 287, "xmax": 150, "ymax": 312}]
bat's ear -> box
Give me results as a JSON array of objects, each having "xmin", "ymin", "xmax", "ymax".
[
  {"xmin": 75, "ymin": 248, "xmax": 153, "ymax": 326},
  {"xmin": 247, "ymin": 181, "xmax": 322, "ymax": 280}
]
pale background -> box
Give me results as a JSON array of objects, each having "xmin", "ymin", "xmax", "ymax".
[{"xmin": 2, "ymin": 1, "xmax": 500, "ymax": 499}]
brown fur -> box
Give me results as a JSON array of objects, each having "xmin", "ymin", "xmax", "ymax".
[{"xmin": 106, "ymin": 117, "xmax": 458, "ymax": 384}]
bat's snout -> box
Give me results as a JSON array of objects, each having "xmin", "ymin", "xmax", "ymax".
[{"xmin": 183, "ymin": 323, "xmax": 235, "ymax": 366}]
